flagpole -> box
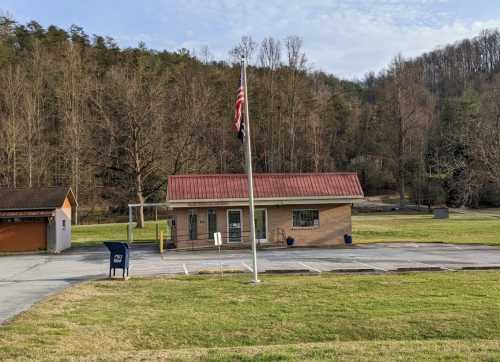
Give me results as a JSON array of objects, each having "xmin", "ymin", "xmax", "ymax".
[{"xmin": 242, "ymin": 56, "xmax": 260, "ymax": 283}]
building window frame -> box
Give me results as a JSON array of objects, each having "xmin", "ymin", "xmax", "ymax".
[{"xmin": 292, "ymin": 209, "xmax": 320, "ymax": 228}]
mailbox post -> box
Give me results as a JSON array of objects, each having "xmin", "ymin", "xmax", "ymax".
[{"xmin": 104, "ymin": 242, "xmax": 130, "ymax": 279}]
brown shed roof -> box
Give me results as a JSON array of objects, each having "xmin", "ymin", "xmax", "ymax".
[
  {"xmin": 0, "ymin": 186, "xmax": 77, "ymax": 211},
  {"xmin": 168, "ymin": 173, "xmax": 364, "ymax": 202}
]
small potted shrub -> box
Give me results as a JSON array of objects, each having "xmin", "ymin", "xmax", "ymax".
[{"xmin": 344, "ymin": 234, "xmax": 353, "ymax": 245}]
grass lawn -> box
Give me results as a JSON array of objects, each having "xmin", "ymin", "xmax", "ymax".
[
  {"xmin": 2, "ymin": 272, "xmax": 500, "ymax": 360},
  {"xmin": 72, "ymin": 213, "xmax": 500, "ymax": 247},
  {"xmin": 353, "ymin": 213, "xmax": 500, "ymax": 245},
  {"xmin": 72, "ymin": 221, "xmax": 170, "ymax": 247}
]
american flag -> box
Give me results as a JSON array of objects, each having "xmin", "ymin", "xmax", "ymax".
[{"xmin": 233, "ymin": 70, "xmax": 245, "ymax": 142}]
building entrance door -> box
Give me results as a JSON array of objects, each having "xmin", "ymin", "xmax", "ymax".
[
  {"xmin": 227, "ymin": 209, "xmax": 242, "ymax": 243},
  {"xmin": 255, "ymin": 208, "xmax": 267, "ymax": 242}
]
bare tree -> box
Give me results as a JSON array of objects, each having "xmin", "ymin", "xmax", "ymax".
[
  {"xmin": 259, "ymin": 37, "xmax": 281, "ymax": 170},
  {"xmin": 93, "ymin": 59, "xmax": 167, "ymax": 228},
  {"xmin": 259, "ymin": 37, "xmax": 281, "ymax": 70},
  {"xmin": 0, "ymin": 65, "xmax": 25, "ymax": 188},
  {"xmin": 478, "ymin": 78, "xmax": 500, "ymax": 189},
  {"xmin": 165, "ymin": 63, "xmax": 219, "ymax": 175},
  {"xmin": 22, "ymin": 40, "xmax": 47, "ymax": 187},
  {"xmin": 385, "ymin": 54, "xmax": 433, "ymax": 208},
  {"xmin": 229, "ymin": 36, "xmax": 257, "ymax": 64},
  {"xmin": 57, "ymin": 41, "xmax": 90, "ymax": 224},
  {"xmin": 285, "ymin": 36, "xmax": 307, "ymax": 70},
  {"xmin": 198, "ymin": 45, "xmax": 213, "ymax": 64},
  {"xmin": 285, "ymin": 36, "xmax": 307, "ymax": 171}
]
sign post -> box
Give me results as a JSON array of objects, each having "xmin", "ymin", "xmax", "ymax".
[
  {"xmin": 159, "ymin": 231, "xmax": 164, "ymax": 254},
  {"xmin": 214, "ymin": 232, "xmax": 223, "ymax": 278}
]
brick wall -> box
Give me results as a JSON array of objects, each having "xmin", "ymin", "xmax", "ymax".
[
  {"xmin": 268, "ymin": 204, "xmax": 352, "ymax": 246},
  {"xmin": 172, "ymin": 203, "xmax": 352, "ymax": 249}
]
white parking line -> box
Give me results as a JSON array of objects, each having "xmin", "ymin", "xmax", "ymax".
[
  {"xmin": 241, "ymin": 262, "xmax": 253, "ymax": 272},
  {"xmin": 298, "ymin": 262, "xmax": 321, "ymax": 273},
  {"xmin": 354, "ymin": 260, "xmax": 387, "ymax": 272},
  {"xmin": 182, "ymin": 264, "xmax": 189, "ymax": 275}
]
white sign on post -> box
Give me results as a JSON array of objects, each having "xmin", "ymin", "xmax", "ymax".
[
  {"xmin": 214, "ymin": 232, "xmax": 223, "ymax": 277},
  {"xmin": 214, "ymin": 232, "xmax": 222, "ymax": 246}
]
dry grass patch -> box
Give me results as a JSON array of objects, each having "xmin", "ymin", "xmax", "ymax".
[
  {"xmin": 2, "ymin": 272, "xmax": 500, "ymax": 360},
  {"xmin": 74, "ymin": 339, "xmax": 500, "ymax": 361}
]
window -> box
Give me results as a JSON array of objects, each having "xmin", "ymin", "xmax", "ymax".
[
  {"xmin": 188, "ymin": 209, "xmax": 197, "ymax": 240},
  {"xmin": 293, "ymin": 209, "xmax": 319, "ymax": 228},
  {"xmin": 62, "ymin": 219, "xmax": 66, "ymax": 231},
  {"xmin": 208, "ymin": 209, "xmax": 217, "ymax": 240}
]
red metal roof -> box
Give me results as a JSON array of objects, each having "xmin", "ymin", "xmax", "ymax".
[{"xmin": 167, "ymin": 173, "xmax": 364, "ymax": 201}]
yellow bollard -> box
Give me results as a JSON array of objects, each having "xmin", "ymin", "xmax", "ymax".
[{"xmin": 160, "ymin": 231, "xmax": 164, "ymax": 254}]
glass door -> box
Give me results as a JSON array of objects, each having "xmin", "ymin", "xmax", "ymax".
[
  {"xmin": 188, "ymin": 210, "xmax": 197, "ymax": 240},
  {"xmin": 208, "ymin": 208, "xmax": 217, "ymax": 240},
  {"xmin": 227, "ymin": 209, "xmax": 242, "ymax": 243},
  {"xmin": 255, "ymin": 209, "xmax": 267, "ymax": 242}
]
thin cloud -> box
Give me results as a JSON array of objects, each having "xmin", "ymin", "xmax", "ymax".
[
  {"xmin": 3, "ymin": 0, "xmax": 500, "ymax": 79},
  {"xmin": 151, "ymin": 0, "xmax": 500, "ymax": 79}
]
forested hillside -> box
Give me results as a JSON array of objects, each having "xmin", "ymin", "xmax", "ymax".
[{"xmin": 0, "ymin": 16, "xmax": 499, "ymax": 214}]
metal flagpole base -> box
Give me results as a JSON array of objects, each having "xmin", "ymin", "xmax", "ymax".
[{"xmin": 247, "ymin": 279, "xmax": 262, "ymax": 284}]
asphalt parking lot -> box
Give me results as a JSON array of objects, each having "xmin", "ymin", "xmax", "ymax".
[{"xmin": 1, "ymin": 242, "xmax": 500, "ymax": 323}]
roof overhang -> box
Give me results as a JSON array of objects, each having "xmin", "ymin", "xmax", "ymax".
[
  {"xmin": 66, "ymin": 188, "xmax": 78, "ymax": 208},
  {"xmin": 0, "ymin": 210, "xmax": 55, "ymax": 218},
  {"xmin": 167, "ymin": 196, "xmax": 364, "ymax": 209}
]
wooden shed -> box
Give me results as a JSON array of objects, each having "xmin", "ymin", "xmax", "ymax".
[{"xmin": 0, "ymin": 187, "xmax": 77, "ymax": 253}]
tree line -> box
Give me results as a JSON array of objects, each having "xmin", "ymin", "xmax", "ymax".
[{"xmin": 0, "ymin": 16, "xmax": 499, "ymax": 224}]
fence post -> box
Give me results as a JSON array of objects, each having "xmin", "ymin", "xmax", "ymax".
[
  {"xmin": 128, "ymin": 205, "xmax": 133, "ymax": 244},
  {"xmin": 155, "ymin": 207, "xmax": 159, "ymax": 242}
]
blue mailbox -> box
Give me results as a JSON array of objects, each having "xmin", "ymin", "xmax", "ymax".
[{"xmin": 104, "ymin": 242, "xmax": 130, "ymax": 279}]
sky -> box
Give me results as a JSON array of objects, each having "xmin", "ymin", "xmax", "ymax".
[{"xmin": 2, "ymin": 0, "xmax": 500, "ymax": 79}]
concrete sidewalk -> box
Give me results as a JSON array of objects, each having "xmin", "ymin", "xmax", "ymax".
[{"xmin": 1, "ymin": 243, "xmax": 500, "ymax": 324}]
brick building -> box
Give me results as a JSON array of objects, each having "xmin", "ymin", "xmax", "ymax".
[{"xmin": 167, "ymin": 173, "xmax": 364, "ymax": 250}]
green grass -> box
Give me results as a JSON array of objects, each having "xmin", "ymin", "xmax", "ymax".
[
  {"xmin": 2, "ymin": 272, "xmax": 500, "ymax": 360},
  {"xmin": 72, "ymin": 221, "xmax": 170, "ymax": 246},
  {"xmin": 71, "ymin": 213, "xmax": 500, "ymax": 247},
  {"xmin": 353, "ymin": 213, "xmax": 500, "ymax": 245}
]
